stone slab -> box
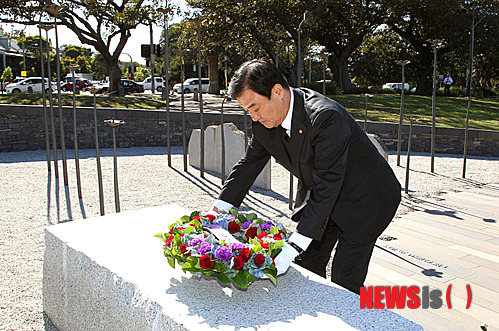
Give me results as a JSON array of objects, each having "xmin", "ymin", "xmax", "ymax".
[
  {"xmin": 43, "ymin": 204, "xmax": 422, "ymax": 331},
  {"xmin": 189, "ymin": 123, "xmax": 271, "ymax": 190}
]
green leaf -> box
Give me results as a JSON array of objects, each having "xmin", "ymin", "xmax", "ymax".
[
  {"xmin": 204, "ymin": 270, "xmax": 215, "ymax": 276},
  {"xmin": 228, "ymin": 208, "xmax": 238, "ymax": 215},
  {"xmin": 217, "ymin": 272, "xmax": 232, "ymax": 285},
  {"xmin": 180, "ymin": 215, "xmax": 190, "ymax": 223},
  {"xmin": 214, "ymin": 263, "xmax": 229, "ymax": 273},
  {"xmin": 182, "ymin": 262, "xmax": 192, "ymax": 270},
  {"xmin": 187, "ymin": 256, "xmax": 199, "ymax": 265},
  {"xmin": 233, "ymin": 271, "xmax": 249, "ymax": 289},
  {"xmin": 167, "ymin": 256, "xmax": 175, "ymax": 269},
  {"xmin": 190, "ymin": 211, "xmax": 200, "ymax": 219},
  {"xmin": 245, "ymin": 271, "xmax": 256, "ymax": 283},
  {"xmin": 270, "ymin": 226, "xmax": 279, "ymax": 235},
  {"xmin": 263, "ymin": 269, "xmax": 277, "ymax": 286},
  {"xmin": 153, "ymin": 233, "xmax": 166, "ymax": 240},
  {"xmin": 237, "ymin": 214, "xmax": 247, "ymax": 223},
  {"xmin": 184, "ymin": 226, "xmax": 195, "ymax": 234},
  {"xmin": 247, "ymin": 213, "xmax": 257, "ymax": 221}
]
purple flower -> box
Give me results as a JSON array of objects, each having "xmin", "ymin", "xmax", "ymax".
[
  {"xmin": 231, "ymin": 242, "xmax": 246, "ymax": 251},
  {"xmin": 214, "ymin": 246, "xmax": 233, "ymax": 263},
  {"xmin": 197, "ymin": 242, "xmax": 212, "ymax": 255},
  {"xmin": 188, "ymin": 238, "xmax": 203, "ymax": 247},
  {"xmin": 241, "ymin": 221, "xmax": 252, "ymax": 230},
  {"xmin": 259, "ymin": 221, "xmax": 274, "ymax": 231}
]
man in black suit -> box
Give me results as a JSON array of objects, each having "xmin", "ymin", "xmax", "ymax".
[{"xmin": 212, "ymin": 59, "xmax": 401, "ymax": 294}]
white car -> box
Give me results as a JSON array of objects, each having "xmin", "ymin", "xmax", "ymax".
[
  {"xmin": 173, "ymin": 78, "xmax": 209, "ymax": 94},
  {"xmin": 5, "ymin": 77, "xmax": 54, "ymax": 94},
  {"xmin": 140, "ymin": 77, "xmax": 164, "ymax": 92},
  {"xmin": 382, "ymin": 83, "xmax": 410, "ymax": 90}
]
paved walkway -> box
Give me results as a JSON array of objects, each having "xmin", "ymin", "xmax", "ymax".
[{"xmin": 365, "ymin": 186, "xmax": 499, "ymax": 330}]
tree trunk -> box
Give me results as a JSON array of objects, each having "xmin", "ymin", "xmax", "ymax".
[
  {"xmin": 106, "ymin": 59, "xmax": 124, "ymax": 97},
  {"xmin": 207, "ymin": 53, "xmax": 219, "ymax": 94},
  {"xmin": 332, "ymin": 53, "xmax": 353, "ymax": 91}
]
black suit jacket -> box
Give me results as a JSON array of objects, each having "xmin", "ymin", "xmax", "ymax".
[{"xmin": 219, "ymin": 88, "xmax": 401, "ymax": 243}]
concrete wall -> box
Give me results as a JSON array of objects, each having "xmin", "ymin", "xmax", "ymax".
[{"xmin": 0, "ymin": 104, "xmax": 497, "ymax": 157}]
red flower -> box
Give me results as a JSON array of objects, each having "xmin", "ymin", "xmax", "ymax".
[
  {"xmin": 192, "ymin": 216, "xmax": 201, "ymax": 221},
  {"xmin": 240, "ymin": 248, "xmax": 251, "ymax": 262},
  {"xmin": 205, "ymin": 214, "xmax": 216, "ymax": 223},
  {"xmin": 254, "ymin": 254, "xmax": 265, "ymax": 267},
  {"xmin": 165, "ymin": 235, "xmax": 174, "ymax": 247},
  {"xmin": 228, "ymin": 221, "xmax": 240, "ymax": 233},
  {"xmin": 168, "ymin": 228, "xmax": 174, "ymax": 234},
  {"xmin": 260, "ymin": 241, "xmax": 270, "ymax": 248},
  {"xmin": 257, "ymin": 231, "xmax": 268, "ymax": 239},
  {"xmin": 274, "ymin": 233, "xmax": 283, "ymax": 240},
  {"xmin": 179, "ymin": 244, "xmax": 187, "ymax": 253},
  {"xmin": 233, "ymin": 256, "xmax": 245, "ymax": 270},
  {"xmin": 245, "ymin": 227, "xmax": 258, "ymax": 239},
  {"xmin": 200, "ymin": 255, "xmax": 214, "ymax": 269}
]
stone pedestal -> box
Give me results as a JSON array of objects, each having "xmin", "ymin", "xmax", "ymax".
[
  {"xmin": 189, "ymin": 122, "xmax": 271, "ymax": 190},
  {"xmin": 43, "ymin": 204, "xmax": 422, "ymax": 331}
]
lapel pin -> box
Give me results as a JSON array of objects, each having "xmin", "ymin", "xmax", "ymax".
[{"xmin": 299, "ymin": 129, "xmax": 303, "ymax": 134}]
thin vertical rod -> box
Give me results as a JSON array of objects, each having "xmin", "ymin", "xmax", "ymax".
[
  {"xmin": 71, "ymin": 69, "xmax": 82, "ymax": 198},
  {"xmin": 164, "ymin": 14, "xmax": 171, "ymax": 167},
  {"xmin": 430, "ymin": 46, "xmax": 437, "ymax": 173},
  {"xmin": 405, "ymin": 118, "xmax": 413, "ymax": 193},
  {"xmin": 463, "ymin": 10, "xmax": 476, "ymax": 179},
  {"xmin": 364, "ymin": 96, "xmax": 368, "ymax": 130},
  {"xmin": 45, "ymin": 30, "xmax": 59, "ymax": 179},
  {"xmin": 197, "ymin": 22, "xmax": 204, "ymax": 178},
  {"xmin": 221, "ymin": 97, "xmax": 226, "ymax": 184},
  {"xmin": 39, "ymin": 24, "xmax": 51, "ymax": 172},
  {"xmin": 181, "ymin": 59, "xmax": 187, "ymax": 172},
  {"xmin": 112, "ymin": 126, "xmax": 120, "ymax": 213},
  {"xmin": 54, "ymin": 21, "xmax": 69, "ymax": 186},
  {"xmin": 397, "ymin": 64, "xmax": 406, "ymax": 166},
  {"xmin": 93, "ymin": 91, "xmax": 105, "ymax": 216}
]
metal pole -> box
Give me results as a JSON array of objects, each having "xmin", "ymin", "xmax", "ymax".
[
  {"xmin": 165, "ymin": 13, "xmax": 171, "ymax": 166},
  {"xmin": 364, "ymin": 95, "xmax": 368, "ymax": 130},
  {"xmin": 181, "ymin": 58, "xmax": 187, "ymax": 172},
  {"xmin": 92, "ymin": 89, "xmax": 105, "ymax": 215},
  {"xmin": 221, "ymin": 96, "xmax": 227, "ymax": 184},
  {"xmin": 308, "ymin": 55, "xmax": 312, "ymax": 84},
  {"xmin": 322, "ymin": 53, "xmax": 327, "ymax": 96},
  {"xmin": 69, "ymin": 66, "xmax": 83, "ymax": 198},
  {"xmin": 396, "ymin": 60, "xmax": 410, "ymax": 166},
  {"xmin": 112, "ymin": 125, "xmax": 120, "ymax": 212},
  {"xmin": 463, "ymin": 10, "xmax": 476, "ymax": 179},
  {"xmin": 45, "ymin": 28, "xmax": 59, "ymax": 179},
  {"xmin": 296, "ymin": 11, "xmax": 307, "ymax": 88},
  {"xmin": 149, "ymin": 22, "xmax": 155, "ymax": 93},
  {"xmin": 38, "ymin": 23, "xmax": 51, "ymax": 172},
  {"xmin": 197, "ymin": 18, "xmax": 205, "ymax": 178},
  {"xmin": 224, "ymin": 57, "xmax": 228, "ymax": 89},
  {"xmin": 405, "ymin": 117, "xmax": 414, "ymax": 194},
  {"xmin": 428, "ymin": 40, "xmax": 443, "ymax": 173},
  {"xmin": 54, "ymin": 20, "xmax": 69, "ymax": 186}
]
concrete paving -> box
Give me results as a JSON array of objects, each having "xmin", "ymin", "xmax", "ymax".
[{"xmin": 365, "ymin": 186, "xmax": 499, "ymax": 331}]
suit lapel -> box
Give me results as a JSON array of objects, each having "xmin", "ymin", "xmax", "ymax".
[{"xmin": 288, "ymin": 88, "xmax": 307, "ymax": 175}]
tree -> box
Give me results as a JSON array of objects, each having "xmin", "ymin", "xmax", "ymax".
[
  {"xmin": 1, "ymin": 67, "xmax": 14, "ymax": 83},
  {"xmin": 310, "ymin": 1, "xmax": 386, "ymax": 91},
  {"xmin": 0, "ymin": 0, "xmax": 162, "ymax": 96}
]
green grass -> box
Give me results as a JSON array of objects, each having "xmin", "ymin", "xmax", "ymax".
[
  {"xmin": 0, "ymin": 93, "xmax": 165, "ymax": 110},
  {"xmin": 0, "ymin": 92, "xmax": 497, "ymax": 130},
  {"xmin": 332, "ymin": 94, "xmax": 499, "ymax": 131}
]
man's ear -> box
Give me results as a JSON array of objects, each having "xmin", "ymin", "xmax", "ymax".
[{"xmin": 272, "ymin": 84, "xmax": 284, "ymax": 99}]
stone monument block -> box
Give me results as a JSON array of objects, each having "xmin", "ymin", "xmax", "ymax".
[
  {"xmin": 43, "ymin": 204, "xmax": 422, "ymax": 331},
  {"xmin": 189, "ymin": 123, "xmax": 271, "ymax": 190},
  {"xmin": 367, "ymin": 133, "xmax": 389, "ymax": 161}
]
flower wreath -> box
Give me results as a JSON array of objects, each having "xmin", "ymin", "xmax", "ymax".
[{"xmin": 155, "ymin": 210, "xmax": 289, "ymax": 288}]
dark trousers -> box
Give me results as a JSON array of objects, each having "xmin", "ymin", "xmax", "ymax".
[
  {"xmin": 295, "ymin": 219, "xmax": 376, "ymax": 295},
  {"xmin": 444, "ymin": 84, "xmax": 451, "ymax": 95}
]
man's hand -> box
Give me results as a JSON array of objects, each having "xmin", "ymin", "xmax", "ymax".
[{"xmin": 274, "ymin": 243, "xmax": 300, "ymax": 275}]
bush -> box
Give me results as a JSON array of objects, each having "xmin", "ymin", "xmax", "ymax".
[
  {"xmin": 302, "ymin": 81, "xmax": 340, "ymax": 95},
  {"xmin": 1, "ymin": 67, "xmax": 13, "ymax": 83}
]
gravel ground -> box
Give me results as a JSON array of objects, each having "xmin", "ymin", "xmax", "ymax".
[{"xmin": 0, "ymin": 146, "xmax": 498, "ymax": 331}]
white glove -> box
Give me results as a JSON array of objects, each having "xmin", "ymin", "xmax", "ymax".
[{"xmin": 274, "ymin": 243, "xmax": 300, "ymax": 275}]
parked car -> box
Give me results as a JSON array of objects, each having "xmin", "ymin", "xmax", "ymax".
[
  {"xmin": 121, "ymin": 79, "xmax": 144, "ymax": 94},
  {"xmin": 140, "ymin": 77, "xmax": 164, "ymax": 92},
  {"xmin": 382, "ymin": 83, "xmax": 410, "ymax": 90},
  {"xmin": 5, "ymin": 77, "xmax": 54, "ymax": 94},
  {"xmin": 60, "ymin": 79, "xmax": 93, "ymax": 92},
  {"xmin": 172, "ymin": 78, "xmax": 209, "ymax": 94}
]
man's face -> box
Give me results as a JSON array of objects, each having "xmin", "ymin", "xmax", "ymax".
[{"xmin": 236, "ymin": 84, "xmax": 289, "ymax": 129}]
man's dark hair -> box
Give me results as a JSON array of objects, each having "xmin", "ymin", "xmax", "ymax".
[{"xmin": 227, "ymin": 59, "xmax": 289, "ymax": 99}]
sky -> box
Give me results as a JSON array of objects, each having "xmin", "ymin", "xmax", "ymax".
[{"xmin": 1, "ymin": 0, "xmax": 187, "ymax": 66}]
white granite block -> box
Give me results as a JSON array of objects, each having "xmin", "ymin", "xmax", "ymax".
[{"xmin": 43, "ymin": 204, "xmax": 422, "ymax": 331}]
